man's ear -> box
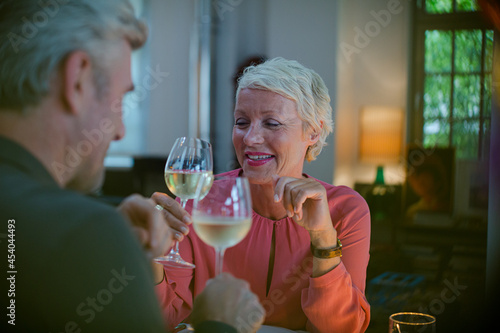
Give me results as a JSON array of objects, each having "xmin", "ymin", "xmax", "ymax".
[{"xmin": 61, "ymin": 50, "xmax": 93, "ymax": 115}]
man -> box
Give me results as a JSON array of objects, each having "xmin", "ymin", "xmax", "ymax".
[{"xmin": 0, "ymin": 1, "xmax": 264, "ymax": 332}]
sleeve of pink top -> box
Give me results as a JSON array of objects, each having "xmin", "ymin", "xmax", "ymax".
[
  {"xmin": 154, "ymin": 198, "xmax": 197, "ymax": 331},
  {"xmin": 155, "ymin": 274, "xmax": 193, "ymax": 331},
  {"xmin": 302, "ymin": 188, "xmax": 371, "ymax": 333},
  {"xmin": 154, "ymin": 238, "xmax": 197, "ymax": 332}
]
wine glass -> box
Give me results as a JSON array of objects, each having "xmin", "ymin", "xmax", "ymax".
[
  {"xmin": 154, "ymin": 137, "xmax": 213, "ymax": 269},
  {"xmin": 192, "ymin": 175, "xmax": 252, "ymax": 276},
  {"xmin": 389, "ymin": 312, "xmax": 436, "ymax": 333}
]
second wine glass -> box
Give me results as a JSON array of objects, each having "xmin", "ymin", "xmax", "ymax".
[
  {"xmin": 389, "ymin": 312, "xmax": 436, "ymax": 332},
  {"xmin": 192, "ymin": 175, "xmax": 252, "ymax": 276},
  {"xmin": 154, "ymin": 137, "xmax": 213, "ymax": 269}
]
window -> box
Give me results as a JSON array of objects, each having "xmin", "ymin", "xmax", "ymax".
[
  {"xmin": 106, "ymin": 0, "xmax": 149, "ymax": 160},
  {"xmin": 410, "ymin": 0, "xmax": 493, "ymax": 160}
]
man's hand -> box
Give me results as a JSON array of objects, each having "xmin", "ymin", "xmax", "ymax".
[
  {"xmin": 117, "ymin": 194, "xmax": 174, "ymax": 260},
  {"xmin": 191, "ymin": 273, "xmax": 265, "ymax": 333}
]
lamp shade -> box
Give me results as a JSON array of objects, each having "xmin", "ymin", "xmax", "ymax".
[{"xmin": 359, "ymin": 106, "xmax": 403, "ymax": 164}]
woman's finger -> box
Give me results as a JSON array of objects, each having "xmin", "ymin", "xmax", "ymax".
[
  {"xmin": 152, "ymin": 192, "xmax": 192, "ymax": 224},
  {"xmin": 274, "ymin": 177, "xmax": 295, "ymax": 217}
]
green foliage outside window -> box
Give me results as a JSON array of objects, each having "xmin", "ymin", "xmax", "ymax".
[
  {"xmin": 426, "ymin": 0, "xmax": 453, "ymax": 13},
  {"xmin": 421, "ymin": 2, "xmax": 493, "ymax": 159},
  {"xmin": 425, "ymin": 0, "xmax": 478, "ymax": 13},
  {"xmin": 456, "ymin": 0, "xmax": 479, "ymax": 12},
  {"xmin": 425, "ymin": 30, "xmax": 452, "ymax": 72}
]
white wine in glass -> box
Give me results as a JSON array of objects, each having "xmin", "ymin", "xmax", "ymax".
[
  {"xmin": 154, "ymin": 137, "xmax": 213, "ymax": 269},
  {"xmin": 164, "ymin": 170, "xmax": 213, "ymax": 202},
  {"xmin": 192, "ymin": 176, "xmax": 252, "ymax": 276},
  {"xmin": 192, "ymin": 215, "xmax": 251, "ymax": 250}
]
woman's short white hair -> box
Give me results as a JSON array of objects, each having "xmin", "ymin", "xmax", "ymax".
[
  {"xmin": 236, "ymin": 57, "xmax": 333, "ymax": 162},
  {"xmin": 0, "ymin": 0, "xmax": 147, "ymax": 112}
]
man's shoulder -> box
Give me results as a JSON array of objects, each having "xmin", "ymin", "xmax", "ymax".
[
  {"xmin": 2, "ymin": 176, "xmax": 121, "ymax": 221},
  {"xmin": 0, "ymin": 168, "xmax": 129, "ymax": 249}
]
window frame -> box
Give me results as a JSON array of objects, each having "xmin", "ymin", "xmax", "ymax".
[
  {"xmin": 409, "ymin": 0, "xmax": 493, "ymax": 160},
  {"xmin": 106, "ymin": 0, "xmax": 150, "ymax": 161}
]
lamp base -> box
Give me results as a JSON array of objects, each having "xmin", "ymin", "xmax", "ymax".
[
  {"xmin": 374, "ymin": 165, "xmax": 385, "ymax": 185},
  {"xmin": 367, "ymin": 165, "xmax": 397, "ymax": 222}
]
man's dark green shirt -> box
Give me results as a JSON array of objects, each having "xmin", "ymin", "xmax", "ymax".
[{"xmin": 0, "ymin": 136, "xmax": 167, "ymax": 332}]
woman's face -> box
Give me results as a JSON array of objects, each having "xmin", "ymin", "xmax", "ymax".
[{"xmin": 232, "ymin": 88, "xmax": 317, "ymax": 184}]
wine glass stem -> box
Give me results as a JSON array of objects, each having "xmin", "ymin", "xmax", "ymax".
[
  {"xmin": 169, "ymin": 199, "xmax": 187, "ymax": 257},
  {"xmin": 180, "ymin": 199, "xmax": 187, "ymax": 208},
  {"xmin": 215, "ymin": 247, "xmax": 226, "ymax": 276},
  {"xmin": 172, "ymin": 241, "xmax": 180, "ymax": 254}
]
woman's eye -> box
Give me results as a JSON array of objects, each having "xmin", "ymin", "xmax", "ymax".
[
  {"xmin": 265, "ymin": 121, "xmax": 280, "ymax": 127},
  {"xmin": 235, "ymin": 119, "xmax": 249, "ymax": 126}
]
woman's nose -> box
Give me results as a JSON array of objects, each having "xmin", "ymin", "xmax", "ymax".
[{"xmin": 243, "ymin": 124, "xmax": 264, "ymax": 146}]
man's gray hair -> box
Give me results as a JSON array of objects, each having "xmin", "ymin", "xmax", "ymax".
[
  {"xmin": 0, "ymin": 0, "xmax": 147, "ymax": 112},
  {"xmin": 236, "ymin": 57, "xmax": 334, "ymax": 162}
]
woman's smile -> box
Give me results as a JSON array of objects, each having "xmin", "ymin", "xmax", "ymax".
[
  {"xmin": 233, "ymin": 88, "xmax": 316, "ymax": 183},
  {"xmin": 245, "ymin": 151, "xmax": 275, "ymax": 166}
]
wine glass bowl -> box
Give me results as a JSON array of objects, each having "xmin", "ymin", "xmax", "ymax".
[
  {"xmin": 154, "ymin": 137, "xmax": 213, "ymax": 269},
  {"xmin": 192, "ymin": 176, "xmax": 252, "ymax": 276},
  {"xmin": 389, "ymin": 312, "xmax": 436, "ymax": 333},
  {"xmin": 164, "ymin": 137, "xmax": 213, "ymax": 207}
]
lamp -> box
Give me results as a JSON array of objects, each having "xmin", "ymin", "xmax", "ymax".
[
  {"xmin": 359, "ymin": 106, "xmax": 404, "ymax": 223},
  {"xmin": 359, "ymin": 106, "xmax": 404, "ymax": 185}
]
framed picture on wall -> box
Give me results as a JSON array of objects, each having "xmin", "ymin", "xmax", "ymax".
[
  {"xmin": 454, "ymin": 160, "xmax": 489, "ymax": 218},
  {"xmin": 402, "ymin": 145, "xmax": 455, "ymax": 224}
]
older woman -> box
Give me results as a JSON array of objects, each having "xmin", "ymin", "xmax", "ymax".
[{"xmin": 154, "ymin": 57, "xmax": 371, "ymax": 332}]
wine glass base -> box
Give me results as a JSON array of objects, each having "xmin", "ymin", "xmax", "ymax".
[{"xmin": 154, "ymin": 256, "xmax": 195, "ymax": 269}]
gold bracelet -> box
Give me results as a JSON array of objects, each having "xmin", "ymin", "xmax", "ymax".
[{"xmin": 310, "ymin": 238, "xmax": 342, "ymax": 258}]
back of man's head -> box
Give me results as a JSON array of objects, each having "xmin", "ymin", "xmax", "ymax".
[{"xmin": 0, "ymin": 0, "xmax": 147, "ymax": 113}]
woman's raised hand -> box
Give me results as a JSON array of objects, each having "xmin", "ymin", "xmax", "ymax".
[
  {"xmin": 273, "ymin": 176, "xmax": 333, "ymax": 233},
  {"xmin": 274, "ymin": 176, "xmax": 341, "ymax": 276}
]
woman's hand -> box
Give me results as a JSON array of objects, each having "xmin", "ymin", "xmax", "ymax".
[
  {"xmin": 151, "ymin": 192, "xmax": 192, "ymax": 242},
  {"xmin": 117, "ymin": 194, "xmax": 175, "ymax": 260},
  {"xmin": 273, "ymin": 176, "xmax": 340, "ymax": 276},
  {"xmin": 149, "ymin": 192, "xmax": 193, "ymax": 283},
  {"xmin": 273, "ymin": 176, "xmax": 333, "ymax": 232}
]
